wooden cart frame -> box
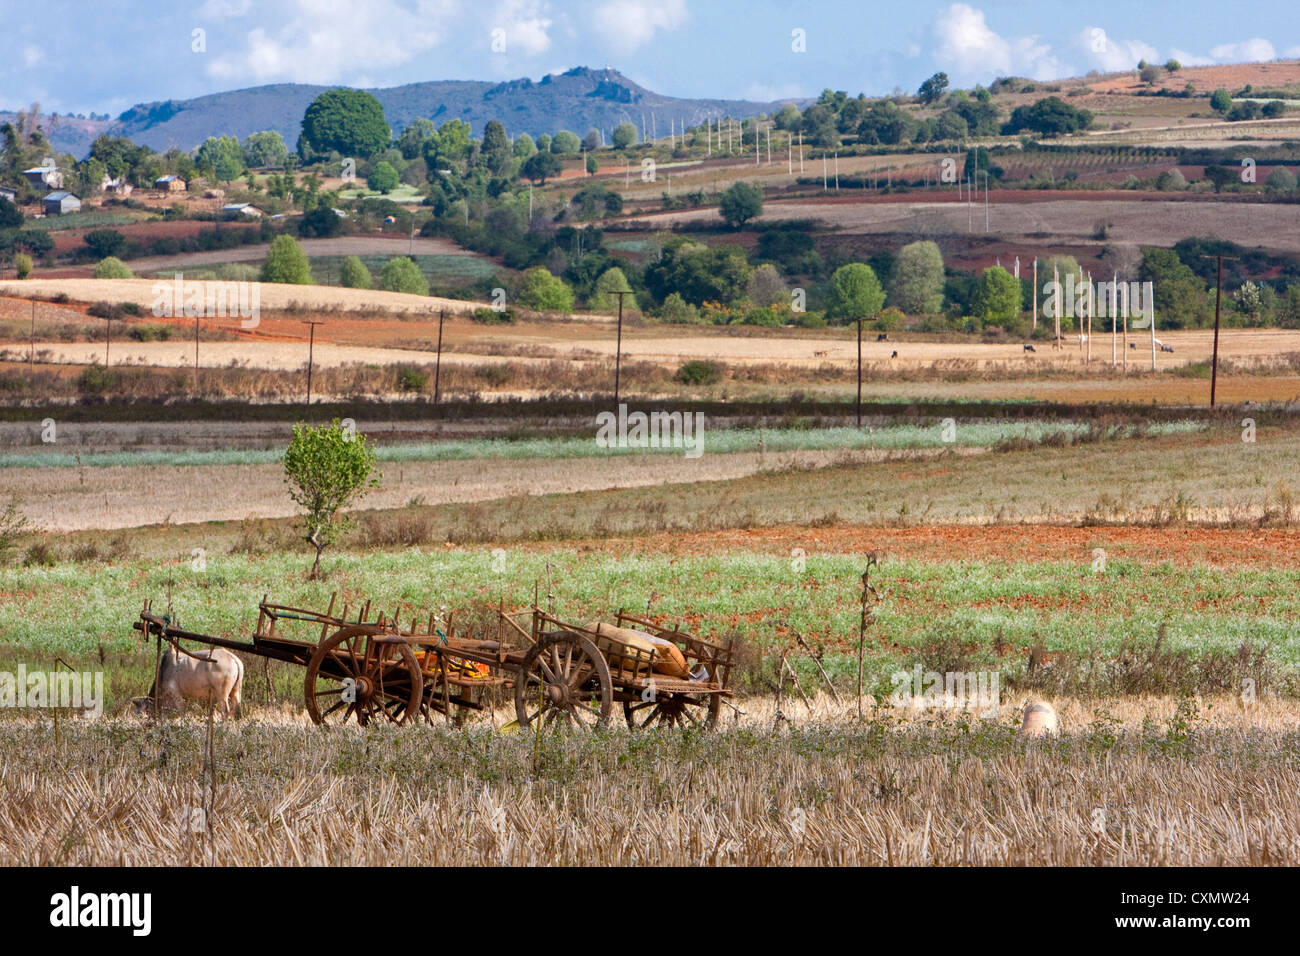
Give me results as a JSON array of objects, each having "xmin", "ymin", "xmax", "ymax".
[{"xmin": 133, "ymin": 598, "xmax": 733, "ymax": 730}]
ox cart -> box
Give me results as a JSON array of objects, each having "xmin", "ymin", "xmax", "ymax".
[{"xmin": 133, "ymin": 599, "xmax": 734, "ymax": 730}]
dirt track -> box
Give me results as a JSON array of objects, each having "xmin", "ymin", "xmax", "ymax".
[{"xmin": 2, "ymin": 446, "xmax": 965, "ymax": 532}]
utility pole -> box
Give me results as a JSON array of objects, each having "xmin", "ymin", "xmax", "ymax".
[
  {"xmin": 1032, "ymin": 259, "xmax": 1037, "ymax": 332},
  {"xmin": 1053, "ymin": 264, "xmax": 1061, "ymax": 349},
  {"xmin": 434, "ymin": 309, "xmax": 445, "ymax": 402},
  {"xmin": 1086, "ymin": 271, "xmax": 1093, "ymax": 364},
  {"xmin": 29, "ymin": 299, "xmax": 35, "ymax": 364},
  {"xmin": 1111, "ymin": 272, "xmax": 1118, "ymax": 367},
  {"xmin": 194, "ymin": 315, "xmax": 200, "ymax": 395},
  {"xmin": 103, "ymin": 315, "xmax": 111, "ymax": 367},
  {"xmin": 303, "ymin": 320, "xmax": 323, "ymax": 404},
  {"xmin": 1200, "ymin": 254, "xmax": 1238, "ymax": 407},
  {"xmin": 856, "ymin": 317, "xmax": 863, "ymax": 428},
  {"xmin": 613, "ymin": 290, "xmax": 628, "ymax": 404}
]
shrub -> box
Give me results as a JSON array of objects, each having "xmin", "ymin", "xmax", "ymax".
[
  {"xmin": 1266, "ymin": 168, "xmax": 1297, "ymax": 192},
  {"xmin": 396, "ymin": 366, "xmax": 428, "ymax": 391},
  {"xmin": 0, "ymin": 497, "xmax": 30, "ymax": 564},
  {"xmin": 129, "ymin": 323, "xmax": 174, "ymax": 342},
  {"xmin": 87, "ymin": 301, "xmax": 125, "ymax": 319},
  {"xmin": 93, "ymin": 256, "xmax": 133, "ymax": 279},
  {"xmin": 738, "ymin": 305, "xmax": 785, "ymax": 327},
  {"xmin": 78, "ymin": 363, "xmax": 117, "ymax": 392},
  {"xmin": 516, "ymin": 266, "xmax": 574, "ymax": 312},
  {"xmin": 875, "ymin": 307, "xmax": 904, "ymax": 331},
  {"xmin": 261, "ymin": 234, "xmax": 312, "ymax": 284},
  {"xmin": 14, "ymin": 254, "xmax": 32, "ymax": 279},
  {"xmin": 656, "ymin": 292, "xmax": 702, "ymax": 324},
  {"xmin": 340, "ymin": 255, "xmax": 372, "ymax": 289},
  {"xmin": 379, "ymin": 257, "xmax": 428, "ymax": 295},
  {"xmin": 677, "ymin": 359, "xmax": 723, "ymax": 385},
  {"xmin": 471, "ymin": 307, "xmax": 515, "ymax": 324}
]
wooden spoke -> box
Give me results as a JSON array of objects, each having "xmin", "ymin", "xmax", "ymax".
[
  {"xmin": 515, "ymin": 632, "xmax": 611, "ymax": 730},
  {"xmin": 305, "ymin": 626, "xmax": 423, "ymax": 727}
]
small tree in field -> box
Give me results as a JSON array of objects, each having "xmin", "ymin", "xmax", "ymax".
[
  {"xmin": 94, "ymin": 256, "xmax": 133, "ymax": 279},
  {"xmin": 283, "ymin": 419, "xmax": 379, "ymax": 578},
  {"xmin": 719, "ymin": 181, "xmax": 763, "ymax": 228},
  {"xmin": 261, "ymin": 234, "xmax": 313, "ymax": 284},
  {"xmin": 340, "ymin": 254, "xmax": 372, "ymax": 288}
]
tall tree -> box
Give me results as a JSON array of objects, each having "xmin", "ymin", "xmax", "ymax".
[
  {"xmin": 480, "ymin": 120, "xmax": 513, "ymax": 176},
  {"xmin": 917, "ymin": 72, "xmax": 950, "ymax": 105},
  {"xmin": 298, "ymin": 88, "xmax": 390, "ymax": 159},
  {"xmin": 889, "ymin": 241, "xmax": 946, "ymax": 314},
  {"xmin": 827, "ymin": 263, "xmax": 885, "ymax": 322}
]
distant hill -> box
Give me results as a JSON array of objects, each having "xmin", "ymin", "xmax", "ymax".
[{"xmin": 8, "ymin": 67, "xmax": 799, "ymax": 158}]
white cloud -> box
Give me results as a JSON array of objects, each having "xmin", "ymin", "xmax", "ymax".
[
  {"xmin": 205, "ymin": 0, "xmax": 456, "ymax": 85},
  {"xmin": 932, "ymin": 4, "xmax": 1063, "ymax": 83},
  {"xmin": 1209, "ymin": 38, "xmax": 1276, "ymax": 62},
  {"xmin": 22, "ymin": 45, "xmax": 44, "ymax": 68},
  {"xmin": 1287, "ymin": 45, "xmax": 1300, "ymax": 58},
  {"xmin": 196, "ymin": 0, "xmax": 253, "ymax": 17},
  {"xmin": 1167, "ymin": 47, "xmax": 1215, "ymax": 68},
  {"xmin": 1073, "ymin": 26, "xmax": 1159, "ymax": 73},
  {"xmin": 591, "ymin": 0, "xmax": 689, "ymax": 55},
  {"xmin": 494, "ymin": 0, "xmax": 553, "ymax": 57}
]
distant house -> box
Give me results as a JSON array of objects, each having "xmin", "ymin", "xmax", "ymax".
[
  {"xmin": 43, "ymin": 191, "xmax": 81, "ymax": 215},
  {"xmin": 222, "ymin": 202, "xmax": 263, "ymax": 217},
  {"xmin": 155, "ymin": 175, "xmax": 187, "ymax": 192},
  {"xmin": 0, "ymin": 186, "xmax": 17, "ymax": 205},
  {"xmin": 23, "ymin": 165, "xmax": 63, "ymax": 189}
]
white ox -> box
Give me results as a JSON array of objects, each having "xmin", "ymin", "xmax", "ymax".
[{"xmin": 134, "ymin": 646, "xmax": 244, "ymax": 719}]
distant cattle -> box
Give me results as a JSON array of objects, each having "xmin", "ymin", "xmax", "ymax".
[
  {"xmin": 890, "ymin": 350, "xmax": 898, "ymax": 359},
  {"xmin": 813, "ymin": 349, "xmax": 829, "ymax": 357},
  {"xmin": 1160, "ymin": 344, "xmax": 1174, "ymax": 353},
  {"xmin": 1023, "ymin": 344, "xmax": 1036, "ymax": 353},
  {"xmin": 877, "ymin": 333, "xmax": 889, "ymax": 342},
  {"xmin": 1129, "ymin": 341, "xmax": 1137, "ymax": 349},
  {"xmin": 1017, "ymin": 700, "xmax": 1059, "ymax": 738},
  {"xmin": 134, "ymin": 645, "xmax": 244, "ymax": 719}
]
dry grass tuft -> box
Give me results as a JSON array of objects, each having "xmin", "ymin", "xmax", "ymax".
[{"xmin": 2, "ymin": 694, "xmax": 1297, "ymax": 866}]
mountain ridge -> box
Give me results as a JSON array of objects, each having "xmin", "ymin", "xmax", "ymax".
[{"xmin": 5, "ymin": 67, "xmax": 800, "ymax": 158}]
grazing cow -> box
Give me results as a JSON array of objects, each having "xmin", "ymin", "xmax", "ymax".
[
  {"xmin": 877, "ymin": 333, "xmax": 889, "ymax": 342},
  {"xmin": 813, "ymin": 349, "xmax": 829, "ymax": 357},
  {"xmin": 1160, "ymin": 344, "xmax": 1174, "ymax": 353},
  {"xmin": 1017, "ymin": 700, "xmax": 1059, "ymax": 738},
  {"xmin": 1023, "ymin": 344, "xmax": 1036, "ymax": 353},
  {"xmin": 1129, "ymin": 341, "xmax": 1137, "ymax": 349},
  {"xmin": 890, "ymin": 350, "xmax": 898, "ymax": 359},
  {"xmin": 134, "ymin": 645, "xmax": 244, "ymax": 719}
]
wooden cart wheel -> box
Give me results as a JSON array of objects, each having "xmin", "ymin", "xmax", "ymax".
[
  {"xmin": 514, "ymin": 632, "xmax": 612, "ymax": 729},
  {"xmin": 305, "ymin": 625, "xmax": 423, "ymax": 727},
  {"xmin": 623, "ymin": 689, "xmax": 721, "ymax": 729}
]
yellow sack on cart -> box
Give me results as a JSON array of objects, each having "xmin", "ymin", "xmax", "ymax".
[{"xmin": 583, "ymin": 622, "xmax": 690, "ymax": 679}]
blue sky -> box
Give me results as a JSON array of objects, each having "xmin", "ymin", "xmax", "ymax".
[{"xmin": 3, "ymin": 0, "xmax": 1299, "ymax": 115}]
